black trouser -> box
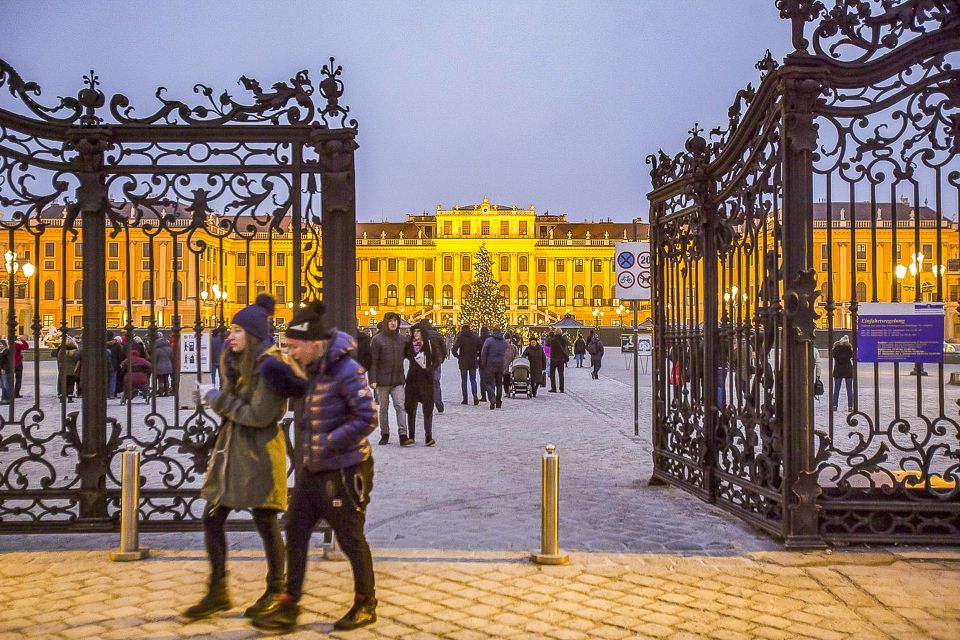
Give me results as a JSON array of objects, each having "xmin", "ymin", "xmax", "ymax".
[
  {"xmin": 286, "ymin": 459, "xmax": 375, "ymax": 601},
  {"xmin": 203, "ymin": 504, "xmax": 284, "ymax": 591},
  {"xmin": 14, "ymin": 365, "xmax": 22, "ymax": 396},
  {"xmin": 406, "ymin": 400, "xmax": 433, "ymax": 441},
  {"xmin": 592, "ymin": 359, "xmax": 602, "ymax": 377},
  {"xmin": 486, "ymin": 371, "xmax": 502, "ymax": 404},
  {"xmin": 549, "ymin": 362, "xmax": 564, "ymax": 391}
]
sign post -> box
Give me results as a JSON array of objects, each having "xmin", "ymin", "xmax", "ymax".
[{"xmin": 618, "ymin": 230, "xmax": 650, "ymax": 437}]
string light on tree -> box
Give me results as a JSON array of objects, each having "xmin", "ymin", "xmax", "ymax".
[{"xmin": 459, "ymin": 244, "xmax": 507, "ymax": 330}]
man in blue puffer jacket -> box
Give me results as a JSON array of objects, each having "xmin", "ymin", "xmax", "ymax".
[
  {"xmin": 252, "ymin": 301, "xmax": 378, "ymax": 633},
  {"xmin": 480, "ymin": 328, "xmax": 508, "ymax": 410}
]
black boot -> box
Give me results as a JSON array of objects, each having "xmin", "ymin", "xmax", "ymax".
[
  {"xmin": 378, "ymin": 433, "xmax": 389, "ymax": 445},
  {"xmin": 251, "ymin": 593, "xmax": 299, "ymax": 632},
  {"xmin": 184, "ymin": 577, "xmax": 231, "ymax": 620},
  {"xmin": 244, "ymin": 578, "xmax": 284, "ymax": 618},
  {"xmin": 334, "ymin": 596, "xmax": 377, "ymax": 631},
  {"xmin": 473, "ymin": 395, "xmax": 479, "ymax": 405}
]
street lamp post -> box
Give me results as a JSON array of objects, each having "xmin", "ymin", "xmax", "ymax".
[{"xmin": 896, "ymin": 253, "xmax": 929, "ymax": 376}]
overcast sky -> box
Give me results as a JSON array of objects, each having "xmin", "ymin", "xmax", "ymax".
[{"xmin": 3, "ymin": 1, "xmax": 792, "ymax": 222}]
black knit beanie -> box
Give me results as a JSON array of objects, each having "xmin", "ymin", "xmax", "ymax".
[{"xmin": 286, "ymin": 300, "xmax": 332, "ymax": 340}]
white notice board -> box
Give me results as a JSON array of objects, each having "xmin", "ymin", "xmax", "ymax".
[
  {"xmin": 615, "ymin": 241, "xmax": 651, "ymax": 301},
  {"xmin": 180, "ymin": 333, "xmax": 210, "ymax": 373}
]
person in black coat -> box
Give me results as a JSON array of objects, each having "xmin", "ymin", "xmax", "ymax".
[
  {"xmin": 452, "ymin": 324, "xmax": 481, "ymax": 405},
  {"xmin": 477, "ymin": 326, "xmax": 490, "ymax": 403},
  {"xmin": 521, "ymin": 336, "xmax": 547, "ymax": 398},
  {"xmin": 546, "ymin": 328, "xmax": 569, "ymax": 393},
  {"xmin": 403, "ymin": 322, "xmax": 438, "ymax": 446},
  {"xmin": 830, "ymin": 335, "xmax": 855, "ymax": 412},
  {"xmin": 355, "ymin": 329, "xmax": 373, "ymax": 372},
  {"xmin": 573, "ymin": 334, "xmax": 586, "ymax": 368}
]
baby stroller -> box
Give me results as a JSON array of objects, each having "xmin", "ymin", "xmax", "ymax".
[{"xmin": 508, "ymin": 357, "xmax": 532, "ymax": 399}]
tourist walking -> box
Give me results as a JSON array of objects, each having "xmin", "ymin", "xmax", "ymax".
[
  {"xmin": 521, "ymin": 335, "xmax": 546, "ymax": 397},
  {"xmin": 106, "ymin": 332, "xmax": 123, "ymax": 398},
  {"xmin": 153, "ymin": 331, "xmax": 174, "ymax": 397},
  {"xmin": 452, "ymin": 324, "xmax": 480, "ymax": 405},
  {"xmin": 0, "ymin": 340, "xmax": 11, "ymax": 404},
  {"xmin": 586, "ymin": 330, "xmax": 604, "ymax": 379},
  {"xmin": 547, "ymin": 328, "xmax": 569, "ymax": 393},
  {"xmin": 120, "ymin": 348, "xmax": 152, "ymax": 404},
  {"xmin": 369, "ymin": 312, "xmax": 408, "ymax": 445},
  {"xmin": 831, "ymin": 334, "xmax": 855, "ymax": 413},
  {"xmin": 57, "ymin": 336, "xmax": 80, "ymax": 402},
  {"xmin": 403, "ymin": 321, "xmax": 438, "ymax": 446},
  {"xmin": 12, "ymin": 334, "xmax": 27, "ymax": 398},
  {"xmin": 478, "ymin": 326, "xmax": 490, "ymax": 403},
  {"xmin": 573, "ymin": 333, "xmax": 586, "ymax": 368},
  {"xmin": 252, "ymin": 300, "xmax": 378, "ymax": 633},
  {"xmin": 480, "ymin": 328, "xmax": 507, "ymax": 409},
  {"xmin": 184, "ymin": 295, "xmax": 302, "ymax": 621}
]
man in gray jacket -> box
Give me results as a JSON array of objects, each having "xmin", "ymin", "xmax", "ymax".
[{"xmin": 369, "ymin": 312, "xmax": 407, "ymax": 445}]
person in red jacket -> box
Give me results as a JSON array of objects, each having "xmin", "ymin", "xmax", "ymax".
[
  {"xmin": 120, "ymin": 351, "xmax": 153, "ymax": 404},
  {"xmin": 13, "ymin": 335, "xmax": 28, "ymax": 398}
]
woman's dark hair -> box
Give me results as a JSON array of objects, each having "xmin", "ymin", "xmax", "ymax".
[{"xmin": 221, "ymin": 332, "xmax": 263, "ymax": 394}]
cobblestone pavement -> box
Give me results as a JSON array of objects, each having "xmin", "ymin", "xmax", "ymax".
[{"xmin": 0, "ymin": 547, "xmax": 958, "ymax": 639}]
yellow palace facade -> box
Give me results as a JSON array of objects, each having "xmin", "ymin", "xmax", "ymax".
[{"xmin": 2, "ymin": 197, "xmax": 956, "ymax": 340}]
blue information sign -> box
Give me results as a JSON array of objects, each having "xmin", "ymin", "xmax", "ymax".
[{"xmin": 857, "ymin": 302, "xmax": 944, "ymax": 364}]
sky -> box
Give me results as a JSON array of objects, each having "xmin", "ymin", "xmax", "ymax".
[{"xmin": 3, "ymin": 1, "xmax": 793, "ymax": 222}]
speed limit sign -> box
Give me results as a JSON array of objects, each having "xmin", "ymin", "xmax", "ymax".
[{"xmin": 614, "ymin": 242, "xmax": 650, "ymax": 300}]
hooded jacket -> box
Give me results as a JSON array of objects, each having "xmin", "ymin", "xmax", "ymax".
[
  {"xmin": 201, "ymin": 345, "xmax": 303, "ymax": 510},
  {"xmin": 452, "ymin": 327, "xmax": 480, "ymax": 370},
  {"xmin": 404, "ymin": 322, "xmax": 438, "ymax": 401},
  {"xmin": 369, "ymin": 312, "xmax": 407, "ymax": 386},
  {"xmin": 480, "ymin": 329, "xmax": 508, "ymax": 375},
  {"xmin": 295, "ymin": 329, "xmax": 378, "ymax": 473},
  {"xmin": 522, "ymin": 343, "xmax": 547, "ymax": 378},
  {"xmin": 587, "ymin": 333, "xmax": 605, "ymax": 361}
]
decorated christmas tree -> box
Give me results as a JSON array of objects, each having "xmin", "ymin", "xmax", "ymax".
[{"xmin": 460, "ymin": 244, "xmax": 508, "ymax": 330}]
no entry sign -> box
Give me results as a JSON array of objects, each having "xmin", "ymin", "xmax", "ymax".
[{"xmin": 615, "ymin": 241, "xmax": 650, "ymax": 301}]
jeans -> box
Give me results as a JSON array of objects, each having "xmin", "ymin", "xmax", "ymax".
[
  {"xmin": 574, "ymin": 354, "xmax": 584, "ymax": 367},
  {"xmin": 460, "ymin": 368, "xmax": 477, "ymax": 401},
  {"xmin": 549, "ymin": 362, "xmax": 565, "ymax": 392},
  {"xmin": 0, "ymin": 373, "xmax": 9, "ymax": 401},
  {"xmin": 107, "ymin": 370, "xmax": 117, "ymax": 398},
  {"xmin": 831, "ymin": 377, "xmax": 853, "ymax": 409},
  {"xmin": 286, "ymin": 459, "xmax": 375, "ymax": 601},
  {"xmin": 203, "ymin": 504, "xmax": 284, "ymax": 590},
  {"xmin": 376, "ymin": 384, "xmax": 407, "ymax": 437},
  {"xmin": 433, "ymin": 366, "xmax": 444, "ymax": 412}
]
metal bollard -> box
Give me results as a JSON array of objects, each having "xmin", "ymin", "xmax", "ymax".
[
  {"xmin": 109, "ymin": 444, "xmax": 150, "ymax": 561},
  {"xmin": 531, "ymin": 444, "xmax": 569, "ymax": 565}
]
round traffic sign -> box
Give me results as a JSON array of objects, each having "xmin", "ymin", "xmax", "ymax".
[
  {"xmin": 637, "ymin": 251, "xmax": 651, "ymax": 268},
  {"xmin": 617, "ymin": 252, "xmax": 635, "ymax": 269},
  {"xmin": 617, "ymin": 272, "xmax": 636, "ymax": 288}
]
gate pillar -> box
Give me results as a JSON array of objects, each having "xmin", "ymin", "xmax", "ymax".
[{"xmin": 317, "ymin": 136, "xmax": 358, "ymax": 335}]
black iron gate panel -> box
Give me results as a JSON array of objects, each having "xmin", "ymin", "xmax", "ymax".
[
  {"xmin": 0, "ymin": 59, "xmax": 358, "ymax": 532},
  {"xmin": 649, "ymin": 1, "xmax": 959, "ymax": 545}
]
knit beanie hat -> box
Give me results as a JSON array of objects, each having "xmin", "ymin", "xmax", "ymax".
[
  {"xmin": 231, "ymin": 295, "xmax": 275, "ymax": 343},
  {"xmin": 254, "ymin": 293, "xmax": 276, "ymax": 316},
  {"xmin": 286, "ymin": 300, "xmax": 332, "ymax": 341}
]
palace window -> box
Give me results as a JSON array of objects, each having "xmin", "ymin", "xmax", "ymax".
[
  {"xmin": 108, "ymin": 280, "xmax": 119, "ymax": 300},
  {"xmin": 238, "ymin": 253, "xmax": 247, "ymax": 267},
  {"xmin": 556, "ymin": 258, "xmax": 565, "ymax": 272},
  {"xmin": 592, "ymin": 285, "xmax": 603, "ymax": 306},
  {"xmin": 424, "ymin": 284, "xmax": 434, "ymax": 305},
  {"xmin": 461, "ymin": 284, "xmax": 470, "ymax": 301},
  {"xmin": 424, "ymin": 258, "xmax": 433, "ymax": 272},
  {"xmin": 500, "ymin": 255, "xmax": 509, "ymax": 272},
  {"xmin": 857, "ymin": 262, "xmax": 867, "ymax": 272},
  {"xmin": 369, "ymin": 257, "xmax": 379, "ymax": 272},
  {"xmin": 141, "ymin": 243, "xmax": 150, "ymax": 270},
  {"xmin": 407, "ymin": 258, "xmax": 415, "ymax": 271},
  {"xmin": 923, "ymin": 244, "xmax": 933, "ymax": 259},
  {"xmin": 593, "ymin": 259, "xmax": 602, "ymax": 272},
  {"xmin": 855, "ymin": 282, "xmax": 867, "ymax": 301},
  {"xmin": 45, "ymin": 242, "xmax": 55, "ymax": 258},
  {"xmin": 442, "ymin": 285, "xmax": 453, "ymax": 306},
  {"xmin": 461, "ymin": 255, "xmax": 471, "ymax": 272},
  {"xmin": 388, "ymin": 258, "xmax": 397, "ymax": 272},
  {"xmin": 368, "ymin": 284, "xmax": 379, "ymax": 306},
  {"xmin": 173, "ymin": 241, "xmax": 183, "ymax": 271},
  {"xmin": 257, "ymin": 253, "xmax": 266, "ymax": 267},
  {"xmin": 74, "ymin": 242, "xmax": 83, "ymax": 257},
  {"xmin": 443, "ymin": 221, "xmax": 452, "ymax": 235},
  {"xmin": 537, "ymin": 258, "xmax": 546, "ymax": 273},
  {"xmin": 820, "ymin": 244, "xmax": 829, "ymax": 260},
  {"xmin": 500, "ymin": 221, "xmax": 509, "ymax": 235},
  {"xmin": 536, "ymin": 286, "xmax": 547, "ymax": 306},
  {"xmin": 481, "ymin": 221, "xmax": 490, "ymax": 235},
  {"xmin": 386, "ymin": 284, "xmax": 397, "ymax": 301},
  {"xmin": 237, "ymin": 285, "xmax": 248, "ymax": 305},
  {"xmin": 443, "ymin": 255, "xmax": 453, "ymax": 272},
  {"xmin": 423, "ymin": 226, "xmax": 433, "ymax": 238},
  {"xmin": 950, "ymin": 284, "xmax": 959, "ymax": 302},
  {"xmin": 574, "ymin": 285, "xmax": 585, "ymax": 305},
  {"xmin": 276, "ymin": 253, "xmax": 286, "ymax": 267},
  {"xmin": 519, "ymin": 256, "xmax": 528, "ymax": 272},
  {"xmin": 405, "ymin": 285, "xmax": 416, "ymax": 306},
  {"xmin": 555, "ymin": 285, "xmax": 566, "ymax": 306},
  {"xmin": 856, "ymin": 244, "xmax": 866, "ymax": 260},
  {"xmin": 499, "ymin": 285, "xmax": 510, "ymax": 302},
  {"xmin": 462, "ymin": 221, "xmax": 471, "ymax": 235},
  {"xmin": 518, "ymin": 285, "xmax": 529, "ymax": 305},
  {"xmin": 519, "ymin": 220, "xmax": 527, "ymax": 235},
  {"xmin": 173, "ymin": 280, "xmax": 183, "ymax": 301},
  {"xmin": 109, "ymin": 242, "xmax": 119, "ymax": 258},
  {"xmin": 574, "ymin": 258, "xmax": 583, "ymax": 273},
  {"xmin": 140, "ymin": 280, "xmax": 150, "ymax": 300},
  {"xmin": 44, "ymin": 280, "xmax": 55, "ymax": 300},
  {"xmin": 256, "ymin": 283, "xmax": 267, "ymax": 297}
]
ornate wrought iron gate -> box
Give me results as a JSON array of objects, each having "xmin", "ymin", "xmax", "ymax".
[
  {"xmin": 0, "ymin": 59, "xmax": 358, "ymax": 532},
  {"xmin": 649, "ymin": 1, "xmax": 959, "ymax": 545}
]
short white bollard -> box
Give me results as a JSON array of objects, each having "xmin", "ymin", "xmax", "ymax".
[
  {"xmin": 109, "ymin": 444, "xmax": 150, "ymax": 561},
  {"xmin": 531, "ymin": 444, "xmax": 569, "ymax": 565},
  {"xmin": 323, "ymin": 529, "xmax": 347, "ymax": 561}
]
